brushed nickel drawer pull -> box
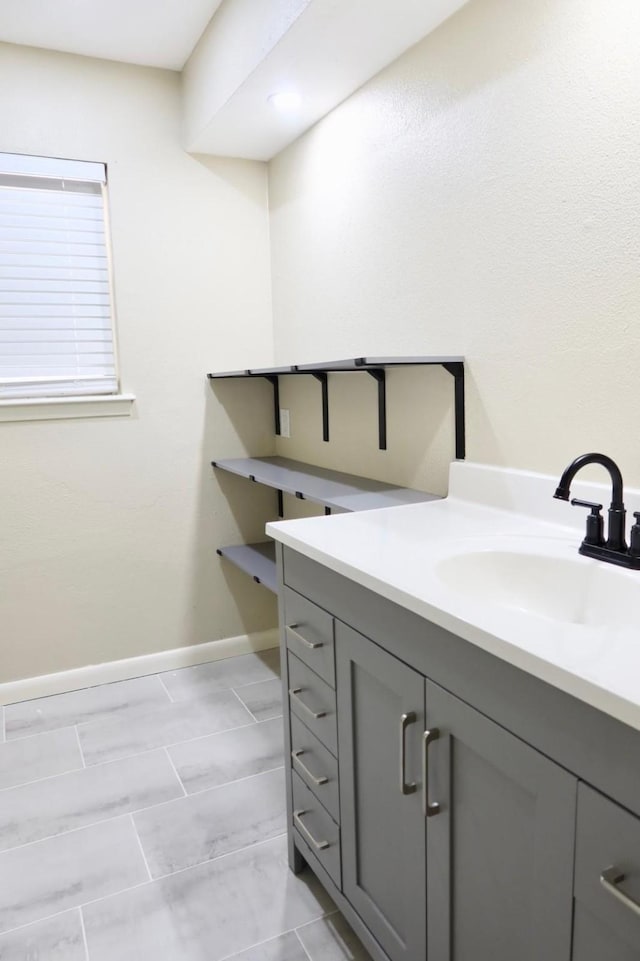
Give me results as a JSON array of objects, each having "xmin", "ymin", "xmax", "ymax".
[
  {"xmin": 293, "ymin": 809, "xmax": 330, "ymax": 850},
  {"xmin": 289, "ymin": 688, "xmax": 326, "ymax": 719},
  {"xmin": 400, "ymin": 712, "xmax": 417, "ymax": 795},
  {"xmin": 600, "ymin": 865, "xmax": 640, "ymax": 918},
  {"xmin": 287, "ymin": 625, "xmax": 324, "ymax": 650},
  {"xmin": 423, "ymin": 728, "xmax": 441, "ymax": 818},
  {"xmin": 292, "ymin": 749, "xmax": 329, "ymax": 786}
]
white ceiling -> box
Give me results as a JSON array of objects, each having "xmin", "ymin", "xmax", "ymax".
[
  {"xmin": 0, "ymin": 0, "xmax": 224, "ymax": 70},
  {"xmin": 185, "ymin": 0, "xmax": 471, "ymax": 160},
  {"xmin": 0, "ymin": 0, "xmax": 470, "ymax": 159}
]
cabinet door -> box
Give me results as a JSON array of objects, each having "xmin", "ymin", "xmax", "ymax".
[
  {"xmin": 337, "ymin": 622, "xmax": 426, "ymax": 961},
  {"xmin": 572, "ymin": 783, "xmax": 640, "ymax": 960},
  {"xmin": 425, "ymin": 679, "xmax": 576, "ymax": 961},
  {"xmin": 572, "ymin": 908, "xmax": 640, "ymax": 961}
]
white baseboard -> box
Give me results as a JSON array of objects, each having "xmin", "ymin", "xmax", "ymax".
[{"xmin": 0, "ymin": 628, "xmax": 280, "ymax": 706}]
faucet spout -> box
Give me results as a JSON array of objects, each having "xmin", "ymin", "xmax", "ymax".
[
  {"xmin": 554, "ymin": 453, "xmax": 626, "ymax": 552},
  {"xmin": 554, "ymin": 452, "xmax": 624, "ymax": 510}
]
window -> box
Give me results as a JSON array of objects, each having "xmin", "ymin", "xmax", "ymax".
[{"xmin": 0, "ymin": 152, "xmax": 129, "ymax": 414}]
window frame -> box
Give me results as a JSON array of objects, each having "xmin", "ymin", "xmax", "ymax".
[{"xmin": 0, "ymin": 151, "xmax": 134, "ymax": 422}]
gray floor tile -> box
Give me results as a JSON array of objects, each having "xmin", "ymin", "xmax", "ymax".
[
  {"xmin": 0, "ymin": 816, "xmax": 147, "ymax": 934},
  {"xmin": 227, "ymin": 931, "xmax": 308, "ymax": 961},
  {"xmin": 0, "ymin": 727, "xmax": 83, "ymax": 791},
  {"xmin": 0, "ymin": 749, "xmax": 183, "ymax": 852},
  {"xmin": 78, "ymin": 691, "xmax": 254, "ymax": 766},
  {"xmin": 5, "ymin": 676, "xmax": 170, "ymax": 740},
  {"xmin": 168, "ymin": 716, "xmax": 284, "ymax": 794},
  {"xmin": 0, "ymin": 910, "xmax": 86, "ymax": 960},
  {"xmin": 235, "ymin": 678, "xmax": 283, "ymax": 721},
  {"xmin": 83, "ymin": 835, "xmax": 332, "ymax": 961},
  {"xmin": 134, "ymin": 767, "xmax": 286, "ymax": 877},
  {"xmin": 296, "ymin": 915, "xmax": 372, "ymax": 961},
  {"xmin": 161, "ymin": 649, "xmax": 280, "ymax": 702}
]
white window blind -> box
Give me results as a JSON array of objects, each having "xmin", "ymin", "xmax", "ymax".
[{"xmin": 0, "ymin": 152, "xmax": 118, "ymax": 400}]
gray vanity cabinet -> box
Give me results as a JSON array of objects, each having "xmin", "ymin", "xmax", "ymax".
[
  {"xmin": 278, "ymin": 546, "xmax": 640, "ymax": 961},
  {"xmin": 571, "ymin": 912, "xmax": 639, "ymax": 961},
  {"xmin": 329, "ymin": 620, "xmax": 576, "ymax": 961},
  {"xmin": 336, "ymin": 621, "xmax": 426, "ymax": 961},
  {"xmin": 572, "ymin": 784, "xmax": 640, "ymax": 960},
  {"xmin": 425, "ymin": 679, "xmax": 577, "ymax": 961}
]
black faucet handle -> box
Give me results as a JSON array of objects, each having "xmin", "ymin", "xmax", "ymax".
[
  {"xmin": 571, "ymin": 499, "xmax": 604, "ymax": 547},
  {"xmin": 570, "ymin": 498, "xmax": 603, "ymax": 514},
  {"xmin": 631, "ymin": 514, "xmax": 640, "ymax": 557}
]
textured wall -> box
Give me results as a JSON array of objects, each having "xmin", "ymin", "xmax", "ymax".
[
  {"xmin": 0, "ymin": 44, "xmax": 276, "ymax": 683},
  {"xmin": 269, "ymin": 0, "xmax": 640, "ymax": 496},
  {"xmin": 4, "ymin": 0, "xmax": 640, "ymax": 681},
  {"xmin": 183, "ymin": 0, "xmax": 310, "ymax": 149}
]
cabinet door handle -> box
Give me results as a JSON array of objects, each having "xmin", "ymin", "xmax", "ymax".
[
  {"xmin": 287, "ymin": 625, "xmax": 324, "ymax": 650},
  {"xmin": 400, "ymin": 712, "xmax": 417, "ymax": 795},
  {"xmin": 289, "ymin": 688, "xmax": 326, "ymax": 719},
  {"xmin": 600, "ymin": 865, "xmax": 640, "ymax": 918},
  {"xmin": 293, "ymin": 809, "xmax": 330, "ymax": 850},
  {"xmin": 422, "ymin": 728, "xmax": 441, "ymax": 817},
  {"xmin": 292, "ymin": 749, "xmax": 329, "ymax": 785}
]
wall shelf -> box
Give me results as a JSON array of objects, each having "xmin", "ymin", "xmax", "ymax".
[
  {"xmin": 208, "ymin": 356, "xmax": 465, "ymax": 456},
  {"xmin": 216, "ymin": 542, "xmax": 277, "ymax": 594},
  {"xmin": 212, "ymin": 457, "xmax": 440, "ymax": 590},
  {"xmin": 210, "ymin": 355, "xmax": 462, "ymax": 593},
  {"xmin": 212, "ymin": 456, "xmax": 440, "ymax": 513}
]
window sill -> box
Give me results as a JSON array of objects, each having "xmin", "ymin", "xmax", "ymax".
[{"xmin": 0, "ymin": 394, "xmax": 136, "ymax": 423}]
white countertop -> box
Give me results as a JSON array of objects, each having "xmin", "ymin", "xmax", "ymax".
[{"xmin": 267, "ymin": 461, "xmax": 640, "ymax": 732}]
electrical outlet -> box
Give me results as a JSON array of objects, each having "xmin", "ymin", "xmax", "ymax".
[{"xmin": 279, "ymin": 408, "xmax": 291, "ymax": 438}]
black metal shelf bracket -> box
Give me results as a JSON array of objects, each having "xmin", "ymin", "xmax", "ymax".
[
  {"xmin": 277, "ymin": 489, "xmax": 284, "ymax": 518},
  {"xmin": 442, "ymin": 362, "xmax": 465, "ymax": 460},
  {"xmin": 263, "ymin": 375, "xmax": 280, "ymax": 436},
  {"xmin": 311, "ymin": 372, "xmax": 329, "ymax": 442},
  {"xmin": 366, "ymin": 369, "xmax": 387, "ymax": 450},
  {"xmin": 208, "ymin": 356, "xmax": 465, "ymax": 459}
]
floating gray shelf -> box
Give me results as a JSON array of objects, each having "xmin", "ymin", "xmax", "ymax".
[
  {"xmin": 213, "ymin": 459, "xmax": 439, "ymax": 590},
  {"xmin": 208, "ymin": 355, "xmax": 465, "ymax": 456},
  {"xmin": 210, "ymin": 356, "xmax": 460, "ymax": 594},
  {"xmin": 212, "ymin": 456, "xmax": 441, "ymax": 513},
  {"xmin": 207, "ymin": 356, "xmax": 463, "ymax": 377},
  {"xmin": 216, "ymin": 542, "xmax": 277, "ymax": 594}
]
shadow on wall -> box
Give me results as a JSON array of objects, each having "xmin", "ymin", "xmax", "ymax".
[
  {"xmin": 210, "ymin": 378, "xmax": 279, "ymax": 456},
  {"xmin": 459, "ymin": 358, "xmax": 504, "ymax": 468},
  {"xmin": 268, "ymin": 0, "xmax": 554, "ymax": 212},
  {"xmin": 274, "ymin": 366, "xmax": 464, "ymax": 498},
  {"xmin": 190, "ymin": 154, "xmax": 269, "ymax": 208},
  {"xmin": 185, "ymin": 378, "xmax": 278, "ymax": 647}
]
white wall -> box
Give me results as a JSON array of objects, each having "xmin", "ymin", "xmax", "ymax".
[
  {"xmin": 269, "ymin": 0, "xmax": 640, "ymax": 496},
  {"xmin": 183, "ymin": 0, "xmax": 310, "ymax": 151},
  {"xmin": 5, "ymin": 0, "xmax": 640, "ymax": 682},
  {"xmin": 0, "ymin": 43, "xmax": 276, "ymax": 684}
]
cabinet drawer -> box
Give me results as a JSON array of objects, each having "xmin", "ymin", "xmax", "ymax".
[
  {"xmin": 290, "ymin": 713, "xmax": 340, "ymax": 823},
  {"xmin": 284, "ymin": 588, "xmax": 335, "ymax": 687},
  {"xmin": 288, "ymin": 653, "xmax": 337, "ymax": 757},
  {"xmin": 575, "ymin": 783, "xmax": 640, "ymax": 952},
  {"xmin": 292, "ymin": 770, "xmax": 341, "ymax": 888}
]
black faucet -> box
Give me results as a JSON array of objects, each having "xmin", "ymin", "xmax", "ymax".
[{"xmin": 554, "ymin": 452, "xmax": 640, "ymax": 569}]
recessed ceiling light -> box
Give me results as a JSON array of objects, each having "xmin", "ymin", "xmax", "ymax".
[{"xmin": 268, "ymin": 90, "xmax": 302, "ymax": 113}]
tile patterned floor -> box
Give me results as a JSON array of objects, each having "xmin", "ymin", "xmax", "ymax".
[{"xmin": 0, "ymin": 649, "xmax": 372, "ymax": 961}]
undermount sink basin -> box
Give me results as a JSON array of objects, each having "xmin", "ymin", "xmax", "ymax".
[{"xmin": 436, "ymin": 548, "xmax": 639, "ymax": 628}]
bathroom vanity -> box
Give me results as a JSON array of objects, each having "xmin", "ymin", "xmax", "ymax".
[{"xmin": 268, "ymin": 462, "xmax": 640, "ymax": 961}]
